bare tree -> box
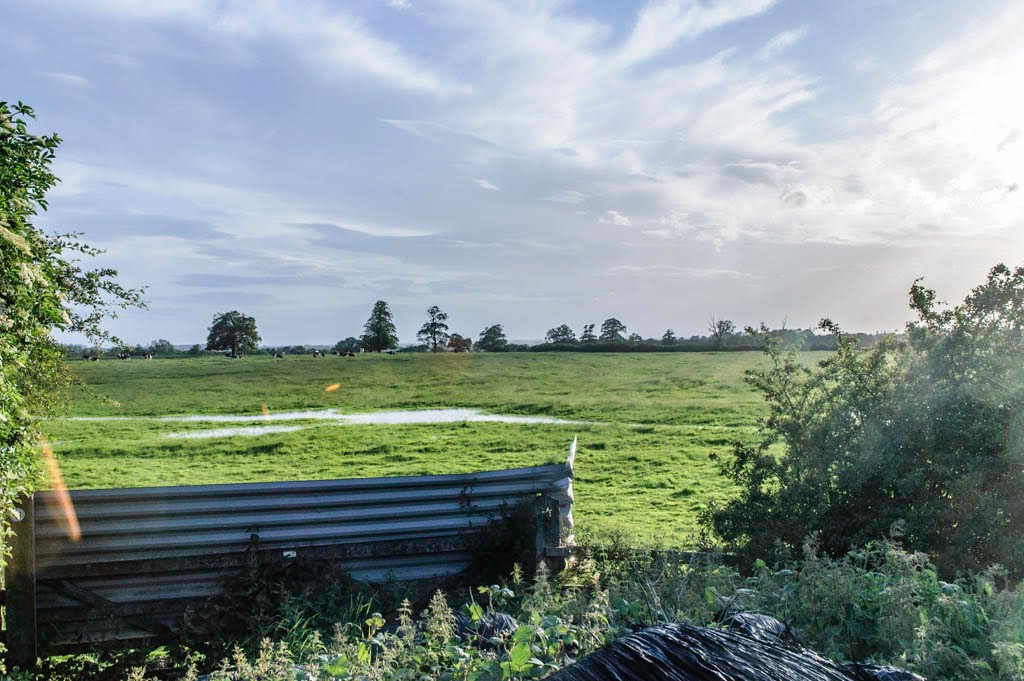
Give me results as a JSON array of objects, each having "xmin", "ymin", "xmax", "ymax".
[{"xmin": 708, "ymin": 316, "xmax": 736, "ymax": 348}]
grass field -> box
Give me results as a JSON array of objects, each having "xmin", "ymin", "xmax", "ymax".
[{"xmin": 43, "ymin": 352, "xmax": 821, "ymax": 545}]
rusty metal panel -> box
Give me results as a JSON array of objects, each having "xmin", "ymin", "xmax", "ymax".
[{"xmin": 28, "ymin": 461, "xmax": 573, "ymax": 653}]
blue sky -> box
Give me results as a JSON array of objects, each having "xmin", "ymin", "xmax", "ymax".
[{"xmin": 3, "ymin": 0, "xmax": 1023, "ymax": 344}]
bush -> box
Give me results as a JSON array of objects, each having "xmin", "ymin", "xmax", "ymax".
[
  {"xmin": 706, "ymin": 264, "xmax": 1024, "ymax": 577},
  {"xmin": 112, "ymin": 539, "xmax": 1023, "ymax": 681}
]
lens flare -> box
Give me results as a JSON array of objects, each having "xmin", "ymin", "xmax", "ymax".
[
  {"xmin": 325, "ymin": 383, "xmax": 340, "ymax": 393},
  {"xmin": 38, "ymin": 436, "xmax": 81, "ymax": 542}
]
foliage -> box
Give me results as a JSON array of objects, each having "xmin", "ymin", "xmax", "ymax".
[
  {"xmin": 579, "ymin": 324, "xmax": 596, "ymax": 343},
  {"xmin": 583, "ymin": 537, "xmax": 1023, "ymax": 681},
  {"xmin": 361, "ymin": 301, "xmax": 398, "ymax": 352},
  {"xmin": 447, "ymin": 333, "xmax": 472, "ymax": 352},
  {"xmin": 708, "ymin": 317, "xmax": 735, "ymax": 347},
  {"xmin": 598, "ymin": 318, "xmax": 626, "ymax": 342},
  {"xmin": 661, "ymin": 329, "xmax": 676, "ymax": 344},
  {"xmin": 116, "ymin": 539, "xmax": 1022, "ymax": 681},
  {"xmin": 332, "ymin": 337, "xmax": 361, "ymax": 353},
  {"xmin": 417, "ymin": 305, "xmax": 450, "ymax": 352},
  {"xmin": 477, "ymin": 323, "xmax": 508, "ymax": 352},
  {"xmin": 206, "ymin": 311, "xmax": 260, "ymax": 356},
  {"xmin": 147, "ymin": 339, "xmax": 175, "ymax": 355},
  {"xmin": 0, "ymin": 100, "xmax": 143, "ymax": 566},
  {"xmin": 706, "ymin": 264, "xmax": 1024, "ymax": 576},
  {"xmin": 545, "ymin": 324, "xmax": 576, "ymax": 344}
]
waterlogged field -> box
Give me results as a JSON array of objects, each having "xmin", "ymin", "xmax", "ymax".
[{"xmin": 44, "ymin": 352, "xmax": 823, "ymax": 545}]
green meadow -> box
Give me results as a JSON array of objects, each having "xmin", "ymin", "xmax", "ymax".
[{"xmin": 43, "ymin": 352, "xmax": 822, "ymax": 545}]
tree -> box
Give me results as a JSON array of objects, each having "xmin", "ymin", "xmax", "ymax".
[
  {"xmin": 148, "ymin": 338, "xmax": 175, "ymax": 355},
  {"xmin": 361, "ymin": 300, "xmax": 399, "ymax": 352},
  {"xmin": 580, "ymin": 323, "xmax": 597, "ymax": 343},
  {"xmin": 599, "ymin": 318, "xmax": 627, "ymax": 342},
  {"xmin": 627, "ymin": 332, "xmax": 643, "ymax": 343},
  {"xmin": 545, "ymin": 324, "xmax": 576, "ymax": 344},
  {"xmin": 417, "ymin": 305, "xmax": 450, "ymax": 352},
  {"xmin": 448, "ymin": 334, "xmax": 472, "ymax": 352},
  {"xmin": 708, "ymin": 316, "xmax": 735, "ymax": 347},
  {"xmin": 333, "ymin": 336, "xmax": 361, "ymax": 353},
  {"xmin": 206, "ymin": 311, "xmax": 260, "ymax": 356},
  {"xmin": 187, "ymin": 344, "xmax": 203, "ymax": 355},
  {"xmin": 477, "ymin": 324, "xmax": 508, "ymax": 352},
  {"xmin": 662, "ymin": 329, "xmax": 677, "ymax": 344},
  {"xmin": 705, "ymin": 264, "xmax": 1024, "ymax": 577},
  {"xmin": 0, "ymin": 101, "xmax": 144, "ymax": 560}
]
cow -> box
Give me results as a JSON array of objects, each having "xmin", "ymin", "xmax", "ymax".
[
  {"xmin": 89, "ymin": 356, "xmax": 100, "ymax": 362},
  {"xmin": 312, "ymin": 350, "xmax": 323, "ymax": 357},
  {"xmin": 144, "ymin": 354, "xmax": 153, "ymax": 360},
  {"xmin": 274, "ymin": 352, "xmax": 285, "ymax": 359}
]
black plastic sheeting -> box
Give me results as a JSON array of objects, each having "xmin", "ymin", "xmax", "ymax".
[
  {"xmin": 453, "ymin": 611, "xmax": 519, "ymax": 646},
  {"xmin": 549, "ymin": 615, "xmax": 925, "ymax": 681},
  {"xmin": 719, "ymin": 612, "xmax": 802, "ymax": 648}
]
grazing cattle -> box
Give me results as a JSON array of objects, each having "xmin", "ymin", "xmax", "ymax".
[
  {"xmin": 89, "ymin": 356, "xmax": 100, "ymax": 362},
  {"xmin": 312, "ymin": 350, "xmax": 323, "ymax": 357},
  {"xmin": 144, "ymin": 354, "xmax": 153, "ymax": 360},
  {"xmin": 274, "ymin": 352, "xmax": 285, "ymax": 359},
  {"xmin": 117, "ymin": 352, "xmax": 130, "ymax": 360},
  {"xmin": 344, "ymin": 350, "xmax": 356, "ymax": 357}
]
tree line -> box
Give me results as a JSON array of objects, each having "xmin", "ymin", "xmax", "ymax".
[{"xmin": 69, "ymin": 304, "xmax": 890, "ymax": 358}]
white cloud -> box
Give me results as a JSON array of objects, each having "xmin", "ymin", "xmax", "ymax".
[
  {"xmin": 851, "ymin": 55, "xmax": 878, "ymax": 72},
  {"xmin": 386, "ymin": 0, "xmax": 411, "ymax": 9},
  {"xmin": 600, "ymin": 210, "xmax": 632, "ymax": 226},
  {"xmin": 60, "ymin": 0, "xmax": 466, "ymax": 95},
  {"xmin": 610, "ymin": 264, "xmax": 751, "ymax": 279},
  {"xmin": 755, "ymin": 25, "xmax": 809, "ymax": 60},
  {"xmin": 474, "ymin": 178, "xmax": 500, "ymax": 191},
  {"xmin": 617, "ymin": 0, "xmax": 778, "ymax": 67},
  {"xmin": 41, "ymin": 71, "xmax": 91, "ymax": 87},
  {"xmin": 544, "ymin": 190, "xmax": 589, "ymax": 204}
]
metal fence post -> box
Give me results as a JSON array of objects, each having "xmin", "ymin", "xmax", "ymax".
[{"xmin": 6, "ymin": 494, "xmax": 37, "ymax": 669}]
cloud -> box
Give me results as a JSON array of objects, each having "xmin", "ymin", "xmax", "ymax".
[
  {"xmin": 610, "ymin": 264, "xmax": 752, "ymax": 279},
  {"xmin": 851, "ymin": 55, "xmax": 879, "ymax": 72},
  {"xmin": 60, "ymin": 0, "xmax": 467, "ymax": 95},
  {"xmin": 386, "ymin": 0, "xmax": 411, "ymax": 9},
  {"xmin": 292, "ymin": 221, "xmax": 434, "ymax": 238},
  {"xmin": 41, "ymin": 71, "xmax": 91, "ymax": 87},
  {"xmin": 755, "ymin": 25, "xmax": 809, "ymax": 60},
  {"xmin": 14, "ymin": 0, "xmax": 1024, "ymax": 342},
  {"xmin": 617, "ymin": 0, "xmax": 778, "ymax": 67},
  {"xmin": 600, "ymin": 210, "xmax": 633, "ymax": 226},
  {"xmin": 544, "ymin": 190, "xmax": 589, "ymax": 204}
]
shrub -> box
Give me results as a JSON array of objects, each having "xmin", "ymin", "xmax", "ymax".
[{"xmin": 705, "ymin": 264, "xmax": 1024, "ymax": 577}]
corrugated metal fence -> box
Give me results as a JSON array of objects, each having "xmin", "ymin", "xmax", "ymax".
[{"xmin": 3, "ymin": 452, "xmax": 574, "ymax": 665}]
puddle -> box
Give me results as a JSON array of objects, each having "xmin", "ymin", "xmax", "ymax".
[
  {"xmin": 164, "ymin": 425, "xmax": 306, "ymax": 439},
  {"xmin": 162, "ymin": 409, "xmax": 346, "ymax": 423},
  {"xmin": 70, "ymin": 408, "xmax": 583, "ymax": 439},
  {"xmin": 74, "ymin": 408, "xmax": 578, "ymax": 425}
]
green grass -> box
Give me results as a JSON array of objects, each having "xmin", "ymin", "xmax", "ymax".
[{"xmin": 44, "ymin": 352, "xmax": 826, "ymax": 545}]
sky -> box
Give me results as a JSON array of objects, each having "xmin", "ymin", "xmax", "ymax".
[{"xmin": 3, "ymin": 0, "xmax": 1024, "ymax": 345}]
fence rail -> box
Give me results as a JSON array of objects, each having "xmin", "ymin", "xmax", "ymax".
[{"xmin": 3, "ymin": 450, "xmax": 575, "ymax": 666}]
